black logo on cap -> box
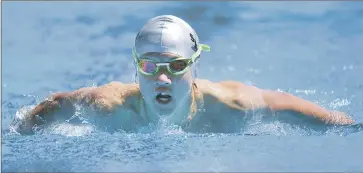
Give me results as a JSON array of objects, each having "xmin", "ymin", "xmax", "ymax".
[
  {"xmin": 190, "ymin": 33, "xmax": 198, "ymax": 51},
  {"xmin": 136, "ymin": 32, "xmax": 142, "ymax": 39}
]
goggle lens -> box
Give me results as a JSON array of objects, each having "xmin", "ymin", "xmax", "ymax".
[
  {"xmin": 169, "ymin": 60, "xmax": 188, "ymax": 73},
  {"xmin": 133, "ymin": 44, "xmax": 210, "ymax": 76},
  {"xmin": 140, "ymin": 61, "xmax": 157, "ymax": 73},
  {"xmin": 138, "ymin": 59, "xmax": 190, "ymax": 75}
]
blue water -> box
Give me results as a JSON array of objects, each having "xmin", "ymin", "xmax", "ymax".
[{"xmin": 2, "ymin": 1, "xmax": 363, "ymax": 172}]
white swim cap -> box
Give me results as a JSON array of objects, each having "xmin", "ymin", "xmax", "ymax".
[{"xmin": 134, "ymin": 15, "xmax": 204, "ymax": 59}]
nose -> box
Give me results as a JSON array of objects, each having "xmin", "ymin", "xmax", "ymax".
[{"xmin": 156, "ymin": 73, "xmax": 172, "ymax": 86}]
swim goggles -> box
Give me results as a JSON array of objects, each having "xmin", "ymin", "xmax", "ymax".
[{"xmin": 132, "ymin": 44, "xmax": 210, "ymax": 76}]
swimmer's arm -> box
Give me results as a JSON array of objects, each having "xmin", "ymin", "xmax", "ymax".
[
  {"xmin": 25, "ymin": 92, "xmax": 75, "ymax": 125},
  {"xmin": 10, "ymin": 92, "xmax": 71, "ymax": 134},
  {"xmin": 262, "ymin": 90, "xmax": 354, "ymax": 125},
  {"xmin": 25, "ymin": 82, "xmax": 129, "ymax": 124},
  {"xmin": 23, "ymin": 87, "xmax": 98, "ymax": 127}
]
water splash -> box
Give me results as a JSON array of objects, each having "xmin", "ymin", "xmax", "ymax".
[
  {"xmin": 40, "ymin": 123, "xmax": 95, "ymax": 137},
  {"xmin": 329, "ymin": 98, "xmax": 351, "ymax": 109}
]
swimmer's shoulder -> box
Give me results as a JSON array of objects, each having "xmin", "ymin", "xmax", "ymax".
[
  {"xmin": 47, "ymin": 81, "xmax": 140, "ymax": 112},
  {"xmin": 96, "ymin": 81, "xmax": 140, "ymax": 96},
  {"xmin": 85, "ymin": 81, "xmax": 141, "ymax": 111},
  {"xmin": 194, "ymin": 79, "xmax": 267, "ymax": 111}
]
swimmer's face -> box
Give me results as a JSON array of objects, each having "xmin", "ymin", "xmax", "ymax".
[{"xmin": 136, "ymin": 52, "xmax": 194, "ymax": 116}]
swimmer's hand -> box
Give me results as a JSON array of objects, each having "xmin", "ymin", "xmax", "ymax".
[
  {"xmin": 325, "ymin": 111, "xmax": 354, "ymax": 125},
  {"xmin": 263, "ymin": 90, "xmax": 354, "ymax": 125},
  {"xmin": 10, "ymin": 92, "xmax": 67, "ymax": 134}
]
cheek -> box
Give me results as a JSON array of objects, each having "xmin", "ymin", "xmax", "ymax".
[
  {"xmin": 181, "ymin": 70, "xmax": 194, "ymax": 83},
  {"xmin": 138, "ymin": 75, "xmax": 154, "ymax": 97},
  {"xmin": 138, "ymin": 72, "xmax": 155, "ymax": 82},
  {"xmin": 172, "ymin": 71, "xmax": 193, "ymax": 92},
  {"xmin": 178, "ymin": 70, "xmax": 194, "ymax": 84}
]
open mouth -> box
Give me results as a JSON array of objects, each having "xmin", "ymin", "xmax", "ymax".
[{"xmin": 156, "ymin": 93, "xmax": 172, "ymax": 104}]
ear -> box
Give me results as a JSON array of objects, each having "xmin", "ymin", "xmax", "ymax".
[
  {"xmin": 191, "ymin": 59, "xmax": 199, "ymax": 79},
  {"xmin": 134, "ymin": 70, "xmax": 139, "ymax": 84}
]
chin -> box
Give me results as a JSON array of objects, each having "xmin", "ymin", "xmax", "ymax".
[
  {"xmin": 155, "ymin": 109, "xmax": 175, "ymax": 116},
  {"xmin": 153, "ymin": 102, "xmax": 176, "ymax": 116}
]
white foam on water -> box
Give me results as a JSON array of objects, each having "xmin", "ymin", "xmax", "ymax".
[
  {"xmin": 294, "ymin": 89, "xmax": 316, "ymax": 95},
  {"xmin": 42, "ymin": 123, "xmax": 95, "ymax": 137},
  {"xmin": 8, "ymin": 105, "xmax": 36, "ymax": 134},
  {"xmin": 329, "ymin": 98, "xmax": 351, "ymax": 109},
  {"xmin": 15, "ymin": 105, "xmax": 36, "ymax": 120}
]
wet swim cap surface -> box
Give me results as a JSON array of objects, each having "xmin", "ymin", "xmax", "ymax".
[{"xmin": 134, "ymin": 15, "xmax": 200, "ymax": 59}]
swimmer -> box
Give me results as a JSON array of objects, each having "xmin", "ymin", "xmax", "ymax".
[{"xmin": 13, "ymin": 15, "xmax": 355, "ymax": 134}]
